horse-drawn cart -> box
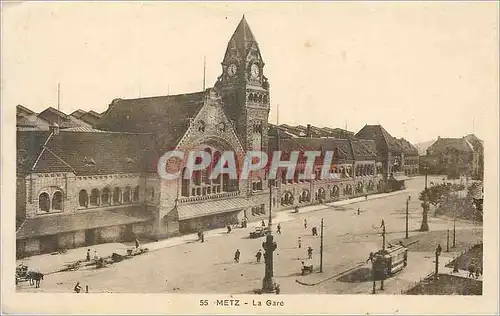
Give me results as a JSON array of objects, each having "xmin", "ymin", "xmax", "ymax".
[
  {"xmin": 301, "ymin": 261, "xmax": 314, "ymax": 275},
  {"xmin": 15, "ymin": 264, "xmax": 29, "ymax": 285},
  {"xmin": 64, "ymin": 260, "xmax": 81, "ymax": 271}
]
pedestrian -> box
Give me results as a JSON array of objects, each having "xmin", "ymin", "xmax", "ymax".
[
  {"xmin": 85, "ymin": 285, "xmax": 89, "ymax": 293},
  {"xmin": 86, "ymin": 249, "xmax": 91, "ymax": 261},
  {"xmin": 135, "ymin": 238, "xmax": 140, "ymax": 249},
  {"xmin": 74, "ymin": 282, "xmax": 81, "ymax": 293},
  {"xmin": 227, "ymin": 225, "xmax": 232, "ymax": 234},
  {"xmin": 256, "ymin": 250, "xmax": 262, "ymax": 263},
  {"xmin": 234, "ymin": 249, "xmax": 241, "ymax": 263},
  {"xmin": 275, "ymin": 283, "xmax": 280, "ymax": 294},
  {"xmin": 357, "ymin": 208, "xmax": 360, "ymax": 215},
  {"xmin": 366, "ymin": 252, "xmax": 374, "ymax": 263},
  {"xmin": 307, "ymin": 246, "xmax": 313, "ymax": 259},
  {"xmin": 298, "ymin": 237, "xmax": 302, "ymax": 249},
  {"xmin": 468, "ymin": 264, "xmax": 475, "ymax": 278},
  {"xmin": 365, "ymin": 194, "xmax": 368, "ymax": 200},
  {"xmin": 277, "ymin": 223, "xmax": 282, "ymax": 234},
  {"xmin": 312, "ymin": 227, "xmax": 317, "ymax": 236},
  {"xmin": 93, "ymin": 250, "xmax": 98, "ymax": 261},
  {"xmin": 261, "ymin": 220, "xmax": 266, "ymax": 227},
  {"xmin": 304, "ymin": 219, "xmax": 308, "ymax": 229},
  {"xmin": 201, "ymin": 232, "xmax": 205, "ymax": 243}
]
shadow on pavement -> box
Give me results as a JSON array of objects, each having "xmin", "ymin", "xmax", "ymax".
[{"xmin": 337, "ymin": 267, "xmax": 372, "ymax": 283}]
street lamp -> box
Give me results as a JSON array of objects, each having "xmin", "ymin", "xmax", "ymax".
[
  {"xmin": 261, "ymin": 180, "xmax": 277, "ymax": 293},
  {"xmin": 405, "ymin": 196, "xmax": 411, "ymax": 239},
  {"xmin": 422, "ymin": 166, "xmax": 429, "ymax": 191}
]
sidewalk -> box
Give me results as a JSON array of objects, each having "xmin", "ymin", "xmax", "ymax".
[
  {"xmin": 285, "ymin": 189, "xmax": 411, "ymax": 216},
  {"xmin": 16, "ymin": 189, "xmax": 409, "ymax": 275}
]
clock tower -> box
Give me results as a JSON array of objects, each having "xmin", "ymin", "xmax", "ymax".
[{"xmin": 215, "ymin": 15, "xmax": 270, "ymax": 157}]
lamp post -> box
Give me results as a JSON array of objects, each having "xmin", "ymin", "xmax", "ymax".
[
  {"xmin": 380, "ymin": 220, "xmax": 386, "ymax": 291},
  {"xmin": 405, "ymin": 196, "xmax": 410, "ymax": 239},
  {"xmin": 453, "ymin": 217, "xmax": 456, "ymax": 248},
  {"xmin": 262, "ymin": 181, "xmax": 277, "ymax": 293},
  {"xmin": 446, "ymin": 229, "xmax": 450, "ymax": 252},
  {"xmin": 435, "ymin": 244, "xmax": 442, "ymax": 281},
  {"xmin": 424, "ymin": 167, "xmax": 429, "ymax": 191},
  {"xmin": 320, "ymin": 218, "xmax": 324, "ymax": 273}
]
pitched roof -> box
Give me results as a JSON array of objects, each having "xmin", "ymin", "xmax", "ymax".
[
  {"xmin": 17, "ymin": 131, "xmax": 51, "ymax": 174},
  {"xmin": 268, "ymin": 137, "xmax": 377, "ymax": 162},
  {"xmin": 349, "ymin": 138, "xmax": 379, "ymax": 160},
  {"xmin": 38, "ymin": 107, "xmax": 81, "ymax": 128},
  {"xmin": 96, "ymin": 91, "xmax": 206, "ymax": 149},
  {"xmin": 18, "ymin": 130, "xmax": 158, "ymax": 175},
  {"xmin": 395, "ymin": 138, "xmax": 419, "ymax": 155},
  {"xmin": 427, "ymin": 137, "xmax": 474, "ymax": 154},
  {"xmin": 272, "ymin": 137, "xmax": 354, "ymax": 160},
  {"xmin": 17, "ymin": 105, "xmax": 35, "ymax": 116},
  {"xmin": 78, "ymin": 110, "xmax": 102, "ymax": 126},
  {"xmin": 355, "ymin": 125, "xmax": 409, "ymax": 155},
  {"xmin": 70, "ymin": 109, "xmax": 87, "ymax": 119},
  {"xmin": 223, "ymin": 15, "xmax": 261, "ymax": 63},
  {"xmin": 271, "ymin": 124, "xmax": 355, "ymax": 139},
  {"xmin": 464, "ymin": 134, "xmax": 484, "ymax": 152}
]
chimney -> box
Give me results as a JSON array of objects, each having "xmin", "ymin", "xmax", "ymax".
[
  {"xmin": 306, "ymin": 124, "xmax": 312, "ymax": 138},
  {"xmin": 437, "ymin": 136, "xmax": 440, "ymax": 140},
  {"xmin": 50, "ymin": 122, "xmax": 60, "ymax": 135}
]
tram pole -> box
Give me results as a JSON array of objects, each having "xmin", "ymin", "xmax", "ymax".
[
  {"xmin": 380, "ymin": 220, "xmax": 386, "ymax": 291},
  {"xmin": 453, "ymin": 218, "xmax": 456, "ymax": 248},
  {"xmin": 381, "ymin": 219, "xmax": 386, "ymax": 251},
  {"xmin": 405, "ymin": 197, "xmax": 409, "ymax": 239},
  {"xmin": 320, "ymin": 218, "xmax": 324, "ymax": 273},
  {"xmin": 371, "ymin": 259, "xmax": 376, "ymax": 294},
  {"xmin": 446, "ymin": 229, "xmax": 450, "ymax": 252}
]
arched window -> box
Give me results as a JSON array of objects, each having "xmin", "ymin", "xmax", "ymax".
[
  {"xmin": 133, "ymin": 186, "xmax": 140, "ymax": 202},
  {"xmin": 203, "ymin": 148, "xmax": 212, "ymax": 184},
  {"xmin": 317, "ymin": 188, "xmax": 326, "ymax": 200},
  {"xmin": 101, "ymin": 188, "xmax": 111, "ymax": 205},
  {"xmin": 181, "ymin": 167, "xmax": 190, "ymax": 196},
  {"xmin": 90, "ymin": 189, "xmax": 100, "ymax": 206},
  {"xmin": 123, "ymin": 187, "xmax": 131, "ymax": 203},
  {"xmin": 52, "ymin": 191, "xmax": 63, "ymax": 210},
  {"xmin": 252, "ymin": 177, "xmax": 263, "ymax": 191},
  {"xmin": 39, "ymin": 192, "xmax": 50, "ymax": 212},
  {"xmin": 331, "ymin": 186, "xmax": 340, "ymax": 198},
  {"xmin": 356, "ymin": 182, "xmax": 364, "ymax": 194},
  {"xmin": 79, "ymin": 190, "xmax": 88, "ymax": 208},
  {"xmin": 113, "ymin": 187, "xmax": 121, "ymax": 204}
]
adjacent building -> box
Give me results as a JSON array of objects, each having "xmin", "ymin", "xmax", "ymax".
[
  {"xmin": 355, "ymin": 125, "xmax": 419, "ymax": 191},
  {"xmin": 425, "ymin": 135, "xmax": 483, "ymax": 178}
]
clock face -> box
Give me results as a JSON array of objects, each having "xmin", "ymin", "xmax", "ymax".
[
  {"xmin": 251, "ymin": 64, "xmax": 260, "ymax": 78},
  {"xmin": 228, "ymin": 64, "xmax": 237, "ymax": 76}
]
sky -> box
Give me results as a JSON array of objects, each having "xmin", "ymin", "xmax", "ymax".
[{"xmin": 2, "ymin": 2, "xmax": 498, "ymax": 144}]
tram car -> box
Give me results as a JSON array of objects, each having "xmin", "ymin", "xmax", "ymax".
[{"xmin": 372, "ymin": 244, "xmax": 408, "ymax": 278}]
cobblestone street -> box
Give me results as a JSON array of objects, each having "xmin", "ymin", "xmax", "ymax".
[{"xmin": 17, "ymin": 176, "xmax": 482, "ymax": 294}]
